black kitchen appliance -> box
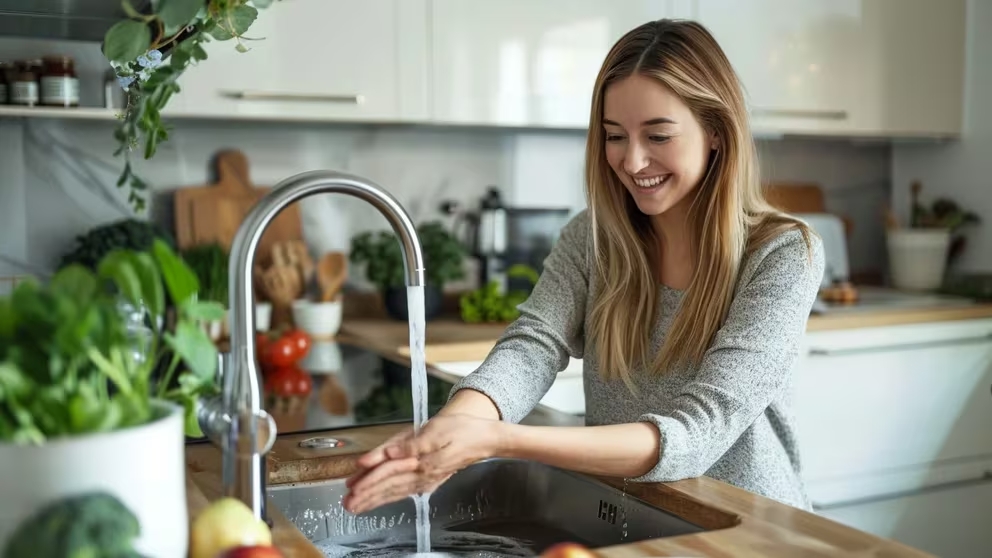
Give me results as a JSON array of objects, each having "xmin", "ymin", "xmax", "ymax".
[{"xmin": 441, "ymin": 187, "xmax": 571, "ymax": 293}]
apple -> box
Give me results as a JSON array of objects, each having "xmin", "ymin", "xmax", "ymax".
[
  {"xmin": 541, "ymin": 542, "xmax": 600, "ymax": 558},
  {"xmin": 189, "ymin": 498, "xmax": 273, "ymax": 558},
  {"xmin": 218, "ymin": 545, "xmax": 285, "ymax": 558}
]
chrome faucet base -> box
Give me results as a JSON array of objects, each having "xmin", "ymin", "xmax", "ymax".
[{"xmin": 199, "ymin": 170, "xmax": 426, "ymax": 520}]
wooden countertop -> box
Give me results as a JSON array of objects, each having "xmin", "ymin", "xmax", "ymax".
[
  {"xmin": 184, "ymin": 423, "xmax": 933, "ymax": 557},
  {"xmin": 337, "ymin": 302, "xmax": 992, "ymax": 364}
]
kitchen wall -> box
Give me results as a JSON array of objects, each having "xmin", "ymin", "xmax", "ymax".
[
  {"xmin": 0, "ymin": 118, "xmax": 891, "ymax": 280},
  {"xmin": 0, "ymin": 37, "xmax": 892, "ymax": 285},
  {"xmin": 891, "ymin": 0, "xmax": 991, "ymax": 274}
]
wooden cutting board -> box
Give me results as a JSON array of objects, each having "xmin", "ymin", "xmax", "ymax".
[
  {"xmin": 764, "ymin": 182, "xmax": 826, "ymax": 213},
  {"xmin": 338, "ymin": 318, "xmax": 508, "ymax": 363},
  {"xmin": 174, "ymin": 149, "xmax": 303, "ymax": 266}
]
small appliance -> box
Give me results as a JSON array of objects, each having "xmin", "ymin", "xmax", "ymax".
[{"xmin": 442, "ymin": 187, "xmax": 571, "ymax": 293}]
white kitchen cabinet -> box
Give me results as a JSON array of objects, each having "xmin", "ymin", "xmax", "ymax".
[
  {"xmin": 794, "ymin": 318, "xmax": 992, "ymax": 557},
  {"xmin": 696, "ymin": 0, "xmax": 965, "ymax": 138},
  {"xmin": 795, "ymin": 319, "xmax": 992, "ymax": 497},
  {"xmin": 166, "ymin": 0, "xmax": 429, "ymax": 123},
  {"xmin": 816, "ymin": 478, "xmax": 992, "ymax": 558},
  {"xmin": 855, "ymin": 0, "xmax": 966, "ymax": 138},
  {"xmin": 428, "ymin": 0, "xmax": 696, "ymax": 128}
]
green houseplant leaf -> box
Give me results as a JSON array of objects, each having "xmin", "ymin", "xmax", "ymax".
[
  {"xmin": 103, "ymin": 20, "xmax": 151, "ymax": 64},
  {"xmin": 102, "ymin": 1, "xmax": 277, "ymax": 213},
  {"xmin": 156, "ymin": 0, "xmax": 203, "ymax": 32}
]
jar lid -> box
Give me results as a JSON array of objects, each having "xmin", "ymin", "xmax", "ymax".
[{"xmin": 42, "ymin": 55, "xmax": 73, "ymax": 64}]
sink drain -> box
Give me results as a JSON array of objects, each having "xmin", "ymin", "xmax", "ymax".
[{"xmin": 298, "ymin": 436, "xmax": 347, "ymax": 449}]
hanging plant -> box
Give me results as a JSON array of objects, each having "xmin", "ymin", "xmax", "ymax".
[{"xmin": 101, "ymin": 0, "xmax": 276, "ymax": 213}]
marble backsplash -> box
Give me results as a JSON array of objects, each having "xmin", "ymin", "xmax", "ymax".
[{"xmin": 0, "ymin": 116, "xmax": 891, "ymax": 286}]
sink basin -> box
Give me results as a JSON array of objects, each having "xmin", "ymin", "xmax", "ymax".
[{"xmin": 267, "ymin": 458, "xmax": 710, "ymax": 556}]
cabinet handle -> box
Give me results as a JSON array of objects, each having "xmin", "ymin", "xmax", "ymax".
[
  {"xmin": 220, "ymin": 91, "xmax": 364, "ymax": 104},
  {"xmin": 812, "ymin": 470, "xmax": 992, "ymax": 511},
  {"xmin": 751, "ymin": 108, "xmax": 848, "ymax": 120},
  {"xmin": 808, "ymin": 333, "xmax": 992, "ymax": 357}
]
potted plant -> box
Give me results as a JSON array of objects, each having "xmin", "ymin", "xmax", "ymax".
[
  {"xmin": 887, "ymin": 181, "xmax": 981, "ymax": 291},
  {"xmin": 350, "ymin": 221, "xmax": 467, "ymax": 321},
  {"xmin": 0, "ymin": 239, "xmax": 225, "ymax": 557}
]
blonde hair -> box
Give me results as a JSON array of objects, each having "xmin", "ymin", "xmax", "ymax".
[{"xmin": 585, "ymin": 19, "xmax": 812, "ymax": 386}]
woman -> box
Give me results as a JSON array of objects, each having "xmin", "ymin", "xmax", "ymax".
[{"xmin": 343, "ymin": 18, "xmax": 824, "ymax": 514}]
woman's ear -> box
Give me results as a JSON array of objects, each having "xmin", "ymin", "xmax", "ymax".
[{"xmin": 709, "ymin": 132, "xmax": 720, "ymax": 151}]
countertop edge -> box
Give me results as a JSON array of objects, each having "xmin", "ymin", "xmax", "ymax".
[{"xmin": 185, "ymin": 427, "xmax": 935, "ymax": 558}]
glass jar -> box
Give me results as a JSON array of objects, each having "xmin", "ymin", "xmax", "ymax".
[
  {"xmin": 0, "ymin": 62, "xmax": 9, "ymax": 104},
  {"xmin": 9, "ymin": 61, "xmax": 39, "ymax": 106},
  {"xmin": 40, "ymin": 55, "xmax": 79, "ymax": 107}
]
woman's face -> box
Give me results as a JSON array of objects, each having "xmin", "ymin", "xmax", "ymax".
[{"xmin": 603, "ymin": 73, "xmax": 716, "ymax": 218}]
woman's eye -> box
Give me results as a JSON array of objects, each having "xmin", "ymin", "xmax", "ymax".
[
  {"xmin": 649, "ymin": 135, "xmax": 671, "ymax": 143},
  {"xmin": 605, "ymin": 134, "xmax": 625, "ymax": 142}
]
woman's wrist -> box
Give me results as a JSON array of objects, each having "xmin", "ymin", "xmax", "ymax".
[{"xmin": 437, "ymin": 388, "xmax": 502, "ymax": 421}]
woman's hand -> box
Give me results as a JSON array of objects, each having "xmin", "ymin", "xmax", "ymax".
[{"xmin": 342, "ymin": 414, "xmax": 507, "ymax": 514}]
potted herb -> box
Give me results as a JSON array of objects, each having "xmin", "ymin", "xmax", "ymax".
[
  {"xmin": 887, "ymin": 181, "xmax": 981, "ymax": 291},
  {"xmin": 350, "ymin": 221, "xmax": 467, "ymax": 321},
  {"xmin": 0, "ymin": 239, "xmax": 224, "ymax": 557},
  {"xmin": 181, "ymin": 242, "xmax": 230, "ymax": 341}
]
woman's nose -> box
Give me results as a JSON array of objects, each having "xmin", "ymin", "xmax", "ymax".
[{"xmin": 623, "ymin": 142, "xmax": 649, "ymax": 175}]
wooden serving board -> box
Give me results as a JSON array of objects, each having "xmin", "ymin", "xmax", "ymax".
[
  {"xmin": 173, "ymin": 149, "xmax": 303, "ymax": 266},
  {"xmin": 338, "ymin": 318, "xmax": 508, "ymax": 364}
]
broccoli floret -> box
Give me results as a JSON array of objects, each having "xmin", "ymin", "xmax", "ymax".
[{"xmin": 2, "ymin": 491, "xmax": 146, "ymax": 558}]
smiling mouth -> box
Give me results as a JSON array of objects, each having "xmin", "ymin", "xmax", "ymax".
[{"xmin": 632, "ymin": 174, "xmax": 671, "ymax": 189}]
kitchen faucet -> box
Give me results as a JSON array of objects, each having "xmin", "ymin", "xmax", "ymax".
[{"xmin": 198, "ymin": 170, "xmax": 426, "ymax": 520}]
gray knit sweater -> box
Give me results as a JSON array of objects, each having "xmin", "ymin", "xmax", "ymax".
[{"xmin": 450, "ymin": 209, "xmax": 825, "ymax": 510}]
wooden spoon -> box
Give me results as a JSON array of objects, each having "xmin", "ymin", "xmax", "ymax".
[{"xmin": 317, "ymin": 252, "xmax": 348, "ymax": 302}]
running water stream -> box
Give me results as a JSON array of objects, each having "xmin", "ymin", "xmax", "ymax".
[{"xmin": 407, "ymin": 285, "xmax": 433, "ymax": 554}]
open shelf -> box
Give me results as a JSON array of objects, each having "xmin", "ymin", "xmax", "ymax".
[{"xmin": 0, "ymin": 105, "xmax": 119, "ymax": 120}]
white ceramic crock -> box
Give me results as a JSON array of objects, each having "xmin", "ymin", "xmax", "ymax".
[
  {"xmin": 0, "ymin": 400, "xmax": 189, "ymax": 558},
  {"xmin": 887, "ymin": 228, "xmax": 952, "ymax": 291}
]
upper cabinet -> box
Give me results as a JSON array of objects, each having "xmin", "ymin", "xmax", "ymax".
[
  {"xmin": 427, "ymin": 0, "xmax": 696, "ymax": 128},
  {"xmin": 152, "ymin": 0, "xmax": 966, "ymax": 139},
  {"xmin": 165, "ymin": 0, "xmax": 429, "ymax": 123},
  {"xmin": 696, "ymin": 0, "xmax": 966, "ymax": 138}
]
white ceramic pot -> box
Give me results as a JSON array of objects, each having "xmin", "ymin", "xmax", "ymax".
[
  {"xmin": 255, "ymin": 302, "xmax": 272, "ymax": 331},
  {"xmin": 292, "ymin": 299, "xmax": 343, "ymax": 339},
  {"xmin": 887, "ymin": 228, "xmax": 952, "ymax": 291},
  {"xmin": 0, "ymin": 400, "xmax": 188, "ymax": 558}
]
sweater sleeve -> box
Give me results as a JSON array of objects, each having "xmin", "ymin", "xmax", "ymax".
[
  {"xmin": 632, "ymin": 228, "xmax": 825, "ymax": 482},
  {"xmin": 448, "ymin": 210, "xmax": 591, "ymax": 423}
]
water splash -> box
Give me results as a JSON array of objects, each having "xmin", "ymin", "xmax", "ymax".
[
  {"xmin": 407, "ymin": 285, "xmax": 432, "ymax": 553},
  {"xmin": 620, "ymin": 478, "xmax": 629, "ymax": 541}
]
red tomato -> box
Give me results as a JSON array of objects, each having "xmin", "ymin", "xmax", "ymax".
[
  {"xmin": 255, "ymin": 332, "xmax": 271, "ymax": 362},
  {"xmin": 265, "ymin": 337, "xmax": 298, "ymax": 368},
  {"xmin": 266, "ymin": 366, "xmax": 312, "ymax": 397},
  {"xmin": 283, "ymin": 329, "xmax": 311, "ymax": 360}
]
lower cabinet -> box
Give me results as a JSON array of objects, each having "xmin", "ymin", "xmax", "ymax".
[
  {"xmin": 796, "ymin": 318, "xmax": 992, "ymax": 557},
  {"xmin": 815, "ymin": 478, "xmax": 992, "ymax": 558}
]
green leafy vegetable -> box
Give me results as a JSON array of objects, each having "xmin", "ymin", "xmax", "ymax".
[
  {"xmin": 2, "ymin": 491, "xmax": 145, "ymax": 558},
  {"xmin": 459, "ymin": 264, "xmax": 539, "ymax": 323},
  {"xmin": 59, "ymin": 218, "xmax": 175, "ymax": 272},
  {"xmin": 180, "ymin": 242, "xmax": 229, "ymax": 303},
  {"xmin": 0, "ymin": 239, "xmax": 223, "ymax": 444}
]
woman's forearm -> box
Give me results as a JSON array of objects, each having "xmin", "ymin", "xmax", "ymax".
[
  {"xmin": 437, "ymin": 388, "xmax": 501, "ymax": 421},
  {"xmin": 499, "ymin": 422, "xmax": 661, "ymax": 478}
]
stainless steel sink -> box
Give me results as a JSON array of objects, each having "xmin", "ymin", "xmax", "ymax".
[{"xmin": 267, "ymin": 458, "xmax": 711, "ymax": 556}]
